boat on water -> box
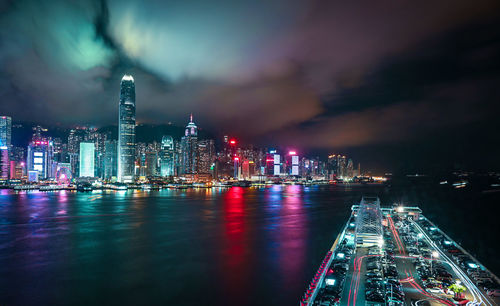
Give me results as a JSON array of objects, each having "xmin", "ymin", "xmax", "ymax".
[
  {"xmin": 76, "ymin": 182, "xmax": 93, "ymax": 192},
  {"xmin": 232, "ymin": 180, "xmax": 251, "ymax": 187}
]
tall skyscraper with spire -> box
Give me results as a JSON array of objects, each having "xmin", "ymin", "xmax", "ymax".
[
  {"xmin": 118, "ymin": 74, "xmax": 136, "ymax": 183},
  {"xmin": 180, "ymin": 114, "xmax": 198, "ymax": 174}
]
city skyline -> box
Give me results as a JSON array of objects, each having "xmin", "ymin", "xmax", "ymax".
[
  {"xmin": 0, "ymin": 74, "xmax": 370, "ymax": 178},
  {"xmin": 0, "ymin": 0, "xmax": 499, "ymax": 173},
  {"xmin": 1, "ymin": 2, "xmax": 500, "ymax": 306},
  {"xmin": 0, "ymin": 88, "xmax": 365, "ymax": 183}
]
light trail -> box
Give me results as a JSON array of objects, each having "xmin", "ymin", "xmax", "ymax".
[
  {"xmin": 353, "ymin": 256, "xmax": 364, "ymax": 306},
  {"xmin": 407, "ymin": 269, "xmax": 453, "ymax": 306},
  {"xmin": 388, "ymin": 215, "xmax": 405, "ymax": 255},
  {"xmin": 347, "ymin": 256, "xmax": 360, "ymax": 306},
  {"xmin": 89, "ymin": 195, "xmax": 102, "ymax": 201},
  {"xmin": 403, "ymin": 268, "xmax": 452, "ymax": 305},
  {"xmin": 348, "ymin": 254, "xmax": 382, "ymax": 306}
]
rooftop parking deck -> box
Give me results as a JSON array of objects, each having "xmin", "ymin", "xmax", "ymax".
[{"xmin": 304, "ymin": 203, "xmax": 500, "ymax": 306}]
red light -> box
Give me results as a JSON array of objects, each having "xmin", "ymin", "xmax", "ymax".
[
  {"xmin": 234, "ymin": 157, "xmax": 239, "ymax": 161},
  {"xmin": 289, "ymin": 151, "xmax": 296, "ymax": 155},
  {"xmin": 229, "ymin": 139, "xmax": 236, "ymax": 145}
]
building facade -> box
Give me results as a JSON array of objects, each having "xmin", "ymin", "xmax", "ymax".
[
  {"xmin": 118, "ymin": 74, "xmax": 136, "ymax": 183},
  {"xmin": 180, "ymin": 115, "xmax": 198, "ymax": 174},
  {"xmin": 104, "ymin": 140, "xmax": 118, "ymax": 179},
  {"xmin": 160, "ymin": 136, "xmax": 175, "ymax": 177},
  {"xmin": 197, "ymin": 139, "xmax": 215, "ymax": 174},
  {"xmin": 0, "ymin": 116, "xmax": 12, "ymax": 148},
  {"xmin": 79, "ymin": 142, "xmax": 95, "ymax": 177},
  {"xmin": 26, "ymin": 140, "xmax": 54, "ymax": 179},
  {"xmin": 0, "ymin": 148, "xmax": 8, "ymax": 180}
]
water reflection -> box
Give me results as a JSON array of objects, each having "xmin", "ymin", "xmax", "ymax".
[
  {"xmin": 220, "ymin": 187, "xmax": 250, "ymax": 305},
  {"xmin": 0, "ymin": 186, "xmax": 364, "ymax": 305},
  {"xmin": 280, "ymin": 185, "xmax": 306, "ymax": 287}
]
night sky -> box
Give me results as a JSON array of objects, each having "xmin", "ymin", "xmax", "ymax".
[{"xmin": 1, "ymin": 0, "xmax": 500, "ymax": 172}]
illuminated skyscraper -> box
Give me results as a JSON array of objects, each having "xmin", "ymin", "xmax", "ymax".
[
  {"xmin": 273, "ymin": 152, "xmax": 281, "ymax": 176},
  {"xmin": 79, "ymin": 142, "xmax": 95, "ymax": 177},
  {"xmin": 180, "ymin": 114, "xmax": 198, "ymax": 174},
  {"xmin": 327, "ymin": 154, "xmax": 348, "ymax": 179},
  {"xmin": 0, "ymin": 116, "xmax": 12, "ymax": 148},
  {"xmin": 285, "ymin": 151, "xmax": 300, "ymax": 176},
  {"xmin": 26, "ymin": 140, "xmax": 54, "ymax": 179},
  {"xmin": 0, "ymin": 148, "xmax": 8, "ymax": 180},
  {"xmin": 160, "ymin": 136, "xmax": 175, "ymax": 177},
  {"xmin": 197, "ymin": 139, "xmax": 215, "ymax": 174},
  {"xmin": 0, "ymin": 116, "xmax": 11, "ymax": 180},
  {"xmin": 103, "ymin": 140, "xmax": 117, "ymax": 179},
  {"xmin": 347, "ymin": 158, "xmax": 354, "ymax": 178},
  {"xmin": 118, "ymin": 74, "xmax": 136, "ymax": 183},
  {"xmin": 145, "ymin": 152, "xmax": 158, "ymax": 177}
]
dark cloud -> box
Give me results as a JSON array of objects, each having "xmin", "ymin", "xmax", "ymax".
[{"xmin": 0, "ymin": 0, "xmax": 499, "ymax": 169}]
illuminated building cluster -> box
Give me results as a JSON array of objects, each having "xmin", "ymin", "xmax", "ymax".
[{"xmin": 0, "ymin": 75, "xmax": 365, "ymax": 185}]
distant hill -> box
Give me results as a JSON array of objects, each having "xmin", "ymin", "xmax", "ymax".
[
  {"xmin": 11, "ymin": 121, "xmax": 216, "ymax": 147},
  {"xmin": 11, "ymin": 122, "xmax": 69, "ymax": 147},
  {"xmin": 98, "ymin": 123, "xmax": 215, "ymax": 143}
]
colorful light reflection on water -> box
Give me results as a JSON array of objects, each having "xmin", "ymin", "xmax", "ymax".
[{"xmin": 0, "ymin": 186, "xmax": 366, "ymax": 305}]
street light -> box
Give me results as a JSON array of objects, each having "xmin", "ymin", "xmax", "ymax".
[
  {"xmin": 431, "ymin": 251, "xmax": 439, "ymax": 275},
  {"xmin": 416, "ymin": 233, "xmax": 424, "ymax": 247}
]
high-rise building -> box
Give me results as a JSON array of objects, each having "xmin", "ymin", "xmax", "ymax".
[
  {"xmin": 283, "ymin": 151, "xmax": 300, "ymax": 176},
  {"xmin": 327, "ymin": 154, "xmax": 348, "ymax": 179},
  {"xmin": 338, "ymin": 155, "xmax": 347, "ymax": 178},
  {"xmin": 118, "ymin": 74, "xmax": 136, "ymax": 183},
  {"xmin": 241, "ymin": 160, "xmax": 250, "ymax": 179},
  {"xmin": 327, "ymin": 154, "xmax": 338, "ymax": 179},
  {"xmin": 26, "ymin": 140, "xmax": 54, "ymax": 179},
  {"xmin": 265, "ymin": 153, "xmax": 274, "ymax": 175},
  {"xmin": 79, "ymin": 142, "xmax": 95, "ymax": 177},
  {"xmin": 103, "ymin": 140, "xmax": 118, "ymax": 179},
  {"xmin": 145, "ymin": 152, "xmax": 158, "ymax": 177},
  {"xmin": 273, "ymin": 153, "xmax": 281, "ymax": 175},
  {"xmin": 0, "ymin": 116, "xmax": 12, "ymax": 148},
  {"xmin": 347, "ymin": 159, "xmax": 354, "ymax": 178},
  {"xmin": 9, "ymin": 161, "xmax": 24, "ymax": 179},
  {"xmin": 0, "ymin": 116, "xmax": 11, "ymax": 180},
  {"xmin": 67, "ymin": 128, "xmax": 85, "ymax": 176},
  {"xmin": 197, "ymin": 139, "xmax": 215, "ymax": 174},
  {"xmin": 174, "ymin": 139, "xmax": 182, "ymax": 176},
  {"xmin": 0, "ymin": 147, "xmax": 9, "ymax": 180},
  {"xmin": 160, "ymin": 136, "xmax": 175, "ymax": 177},
  {"xmin": 180, "ymin": 115, "xmax": 198, "ymax": 174},
  {"xmin": 31, "ymin": 125, "xmax": 47, "ymax": 141},
  {"xmin": 86, "ymin": 129, "xmax": 108, "ymax": 178}
]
